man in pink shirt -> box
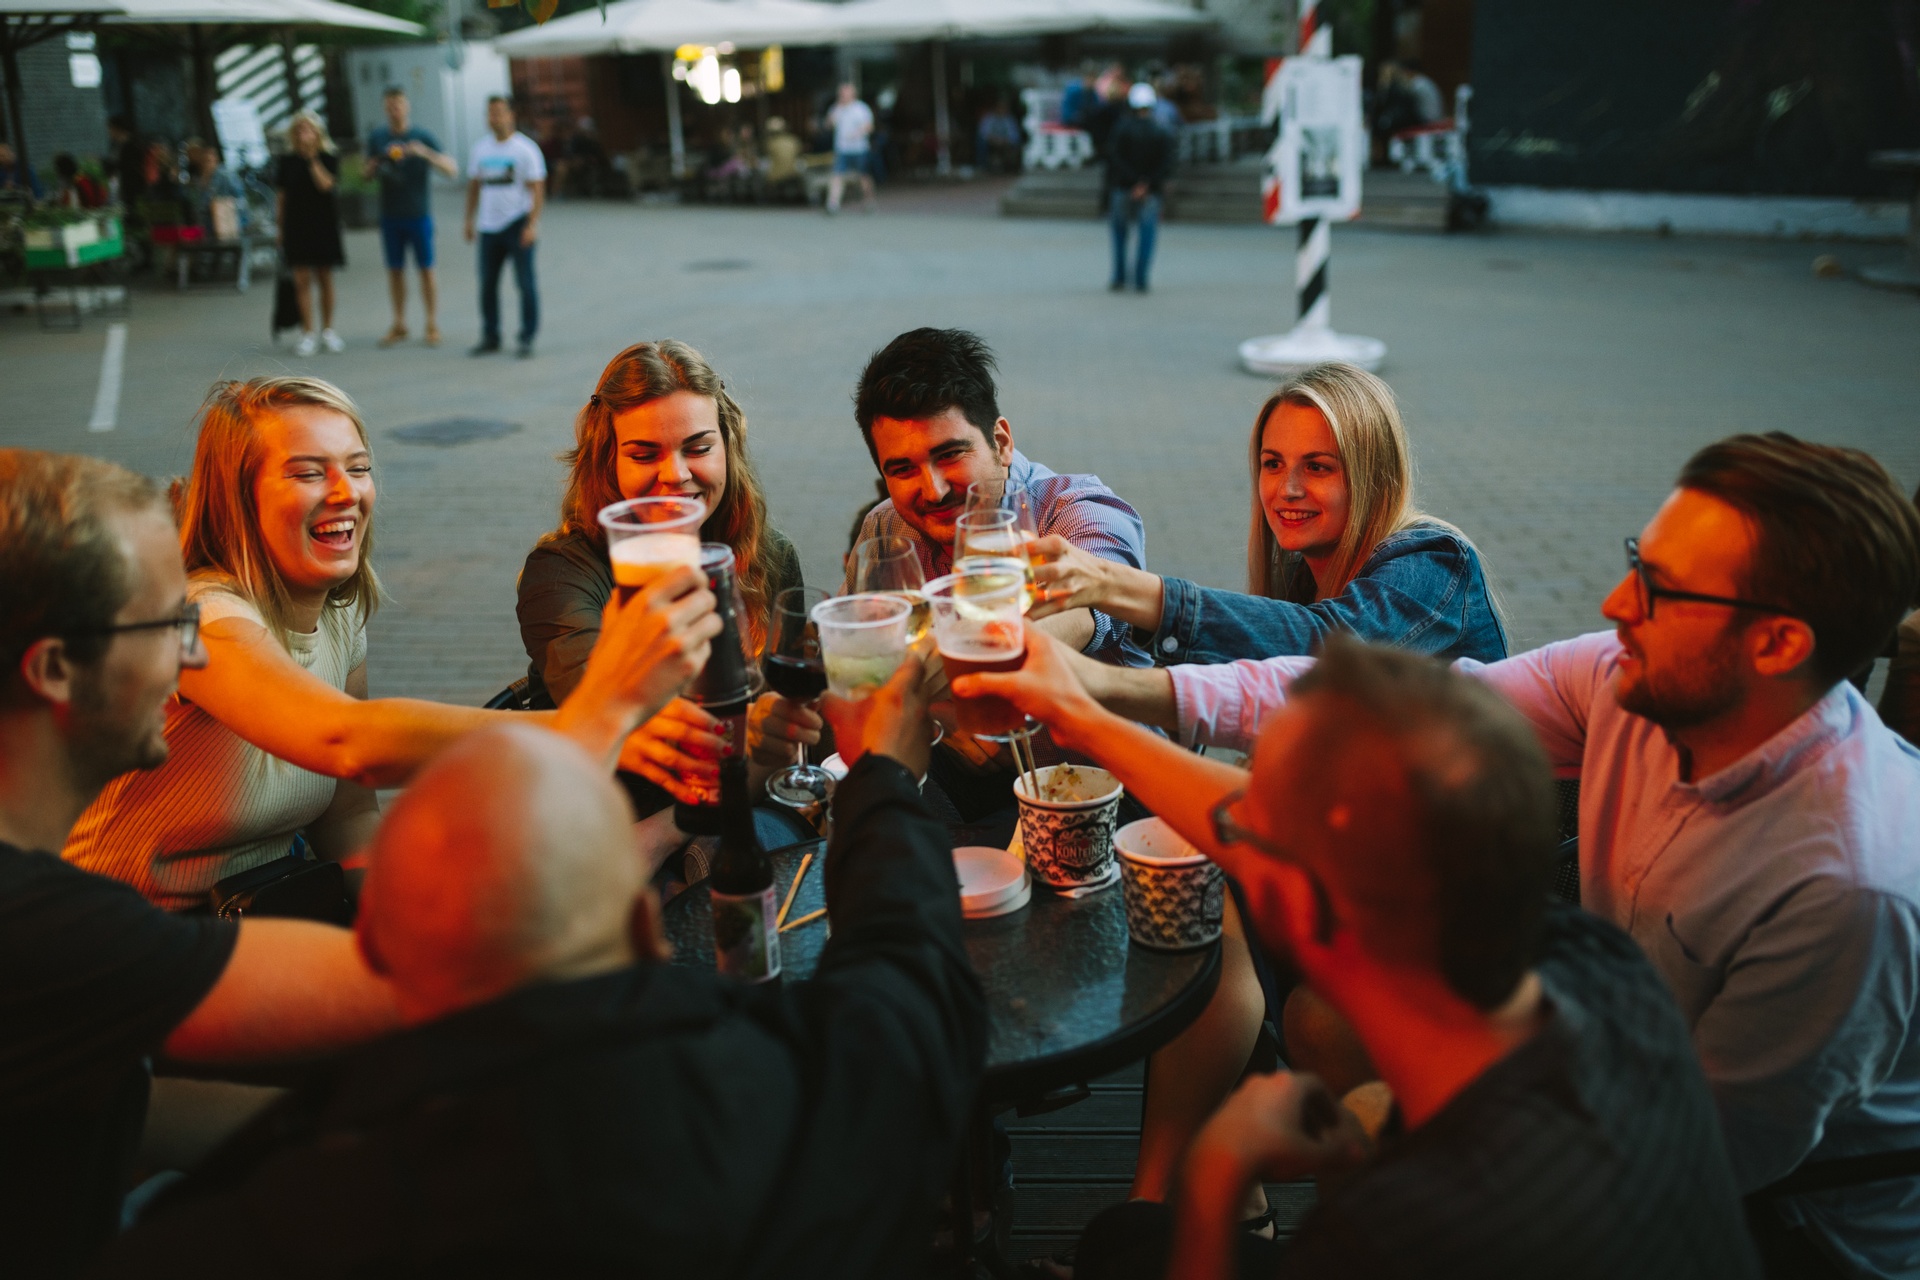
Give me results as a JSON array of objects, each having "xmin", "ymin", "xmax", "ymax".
[{"xmin": 961, "ymin": 434, "xmax": 1920, "ymax": 1278}]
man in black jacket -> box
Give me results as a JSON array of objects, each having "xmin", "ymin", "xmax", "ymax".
[
  {"xmin": 1105, "ymin": 82, "xmax": 1176, "ymax": 293},
  {"xmin": 94, "ymin": 658, "xmax": 986, "ymax": 1278}
]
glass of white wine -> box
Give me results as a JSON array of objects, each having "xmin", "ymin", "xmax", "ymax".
[
  {"xmin": 852, "ymin": 536, "xmax": 932, "ymax": 653},
  {"xmin": 955, "ymin": 509, "xmax": 1034, "ymax": 615}
]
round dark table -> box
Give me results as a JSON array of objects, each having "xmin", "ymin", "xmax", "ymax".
[{"xmin": 665, "ymin": 837, "xmax": 1222, "ymax": 1106}]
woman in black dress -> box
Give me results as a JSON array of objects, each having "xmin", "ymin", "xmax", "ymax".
[{"xmin": 277, "ymin": 111, "xmax": 345, "ymax": 356}]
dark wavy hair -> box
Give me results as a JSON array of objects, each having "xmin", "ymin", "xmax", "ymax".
[
  {"xmin": 1677, "ymin": 433, "xmax": 1920, "ymax": 687},
  {"xmin": 853, "ymin": 327, "xmax": 1001, "ymax": 460}
]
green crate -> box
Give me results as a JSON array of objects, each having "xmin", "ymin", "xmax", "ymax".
[{"xmin": 24, "ymin": 217, "xmax": 125, "ymax": 269}]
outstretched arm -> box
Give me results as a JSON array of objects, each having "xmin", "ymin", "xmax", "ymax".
[
  {"xmin": 163, "ymin": 918, "xmax": 400, "ymax": 1062},
  {"xmin": 950, "ymin": 625, "xmax": 1247, "ymax": 866}
]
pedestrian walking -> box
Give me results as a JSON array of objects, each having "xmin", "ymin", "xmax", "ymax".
[
  {"xmin": 366, "ymin": 86, "xmax": 457, "ymax": 348},
  {"xmin": 825, "ymin": 82, "xmax": 875, "ymax": 215},
  {"xmin": 1105, "ymin": 83, "xmax": 1175, "ymax": 294},
  {"xmin": 464, "ymin": 95, "xmax": 546, "ymax": 359},
  {"xmin": 276, "ymin": 111, "xmax": 346, "ymax": 355}
]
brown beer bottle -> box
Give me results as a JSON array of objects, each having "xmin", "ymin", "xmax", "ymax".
[{"xmin": 708, "ymin": 755, "xmax": 781, "ymax": 983}]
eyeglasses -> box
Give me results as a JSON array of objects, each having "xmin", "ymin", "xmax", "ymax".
[
  {"xmin": 83, "ymin": 602, "xmax": 202, "ymax": 655},
  {"xmin": 1210, "ymin": 790, "xmax": 1290, "ymax": 860},
  {"xmin": 1210, "ymin": 789, "xmax": 1338, "ymax": 945},
  {"xmin": 1623, "ymin": 538, "xmax": 1797, "ymax": 622}
]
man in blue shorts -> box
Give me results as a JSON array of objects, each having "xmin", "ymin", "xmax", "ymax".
[
  {"xmin": 364, "ymin": 86, "xmax": 457, "ymax": 347},
  {"xmin": 826, "ymin": 82, "xmax": 876, "ymax": 215}
]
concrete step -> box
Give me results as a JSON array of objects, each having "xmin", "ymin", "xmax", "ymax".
[{"xmin": 1001, "ymin": 161, "xmax": 1456, "ymax": 229}]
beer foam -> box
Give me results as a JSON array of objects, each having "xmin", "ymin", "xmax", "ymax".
[
  {"xmin": 609, "ymin": 532, "xmax": 703, "ymax": 583},
  {"xmin": 938, "ymin": 637, "xmax": 1022, "ymax": 663}
]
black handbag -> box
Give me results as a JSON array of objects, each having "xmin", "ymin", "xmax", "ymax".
[
  {"xmin": 211, "ymin": 854, "xmax": 352, "ymax": 925},
  {"xmin": 271, "ymin": 272, "xmax": 301, "ymax": 336}
]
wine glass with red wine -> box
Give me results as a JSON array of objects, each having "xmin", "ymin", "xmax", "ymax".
[{"xmin": 763, "ymin": 587, "xmax": 833, "ymax": 809}]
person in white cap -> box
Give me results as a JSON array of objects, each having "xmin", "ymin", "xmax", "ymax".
[{"xmin": 1104, "ymin": 82, "xmax": 1177, "ymax": 293}]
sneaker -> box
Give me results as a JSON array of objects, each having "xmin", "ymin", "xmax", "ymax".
[
  {"xmin": 321, "ymin": 328, "xmax": 345, "ymax": 353},
  {"xmin": 294, "ymin": 331, "xmax": 318, "ymax": 357},
  {"xmin": 515, "ymin": 340, "xmax": 534, "ymax": 359},
  {"xmin": 469, "ymin": 340, "xmax": 501, "ymax": 357}
]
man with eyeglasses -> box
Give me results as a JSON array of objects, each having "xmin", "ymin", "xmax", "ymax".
[
  {"xmin": 953, "ymin": 632, "xmax": 1757, "ymax": 1279},
  {"xmin": 963, "ymin": 433, "xmax": 1920, "ymax": 1278},
  {"xmin": 0, "ymin": 450, "xmax": 709, "ymax": 1275},
  {"xmin": 0, "ymin": 451, "xmax": 399, "ymax": 1276}
]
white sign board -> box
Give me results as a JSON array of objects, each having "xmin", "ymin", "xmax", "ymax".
[
  {"xmin": 1261, "ymin": 55, "xmax": 1366, "ymax": 225},
  {"xmin": 211, "ymin": 97, "xmax": 271, "ymax": 172}
]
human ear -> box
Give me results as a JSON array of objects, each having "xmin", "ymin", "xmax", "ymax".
[
  {"xmin": 16, "ymin": 637, "xmax": 77, "ymax": 708},
  {"xmin": 1750, "ymin": 617, "xmax": 1819, "ymax": 682},
  {"xmin": 993, "ymin": 417, "xmax": 1015, "ymax": 467}
]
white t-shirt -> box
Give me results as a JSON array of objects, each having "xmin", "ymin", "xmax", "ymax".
[
  {"xmin": 468, "ymin": 130, "xmax": 547, "ymax": 234},
  {"xmin": 831, "ymin": 99, "xmax": 874, "ymax": 154},
  {"xmin": 63, "ymin": 579, "xmax": 366, "ymax": 910}
]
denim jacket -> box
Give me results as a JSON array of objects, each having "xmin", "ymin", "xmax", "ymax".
[{"xmin": 1141, "ymin": 521, "xmax": 1508, "ymax": 666}]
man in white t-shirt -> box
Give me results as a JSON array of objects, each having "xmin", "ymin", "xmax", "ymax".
[
  {"xmin": 463, "ymin": 95, "xmax": 546, "ymax": 358},
  {"xmin": 826, "ymin": 82, "xmax": 875, "ymax": 215}
]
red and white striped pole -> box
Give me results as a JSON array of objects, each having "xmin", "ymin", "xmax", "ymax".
[
  {"xmin": 1298, "ymin": 0, "xmax": 1332, "ymax": 59},
  {"xmin": 1238, "ymin": 12, "xmax": 1384, "ymax": 375}
]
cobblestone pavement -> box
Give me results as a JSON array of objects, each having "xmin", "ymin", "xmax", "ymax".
[{"xmin": 4, "ymin": 188, "xmax": 1916, "ymax": 707}]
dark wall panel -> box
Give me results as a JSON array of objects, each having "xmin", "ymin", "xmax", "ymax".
[{"xmin": 1468, "ymin": 0, "xmax": 1920, "ymax": 196}]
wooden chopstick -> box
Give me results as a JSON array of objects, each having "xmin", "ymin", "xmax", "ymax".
[
  {"xmin": 775, "ymin": 851, "xmax": 813, "ymax": 929},
  {"xmin": 779, "ymin": 906, "xmax": 827, "ymax": 933}
]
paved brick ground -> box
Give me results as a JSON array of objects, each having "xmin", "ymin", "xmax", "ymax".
[{"xmin": 5, "ymin": 187, "xmax": 1917, "ymax": 708}]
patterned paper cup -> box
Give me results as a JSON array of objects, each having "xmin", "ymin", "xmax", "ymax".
[
  {"xmin": 1013, "ymin": 765, "xmax": 1123, "ymax": 890},
  {"xmin": 1116, "ymin": 818, "xmax": 1225, "ymax": 951}
]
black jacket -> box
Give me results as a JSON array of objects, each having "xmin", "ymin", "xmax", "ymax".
[
  {"xmin": 1106, "ymin": 113, "xmax": 1176, "ymax": 195},
  {"xmin": 92, "ymin": 757, "xmax": 985, "ymax": 1279}
]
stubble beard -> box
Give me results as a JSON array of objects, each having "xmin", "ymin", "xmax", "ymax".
[
  {"xmin": 1615, "ymin": 624, "xmax": 1746, "ymax": 730},
  {"xmin": 68, "ymin": 667, "xmax": 170, "ymax": 791}
]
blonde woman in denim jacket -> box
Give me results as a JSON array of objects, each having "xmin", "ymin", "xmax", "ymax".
[{"xmin": 1030, "ymin": 361, "xmax": 1507, "ymax": 668}]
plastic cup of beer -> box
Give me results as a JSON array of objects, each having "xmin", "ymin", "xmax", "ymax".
[
  {"xmin": 811, "ymin": 594, "xmax": 913, "ymax": 700},
  {"xmin": 598, "ymin": 496, "xmax": 705, "ymax": 600},
  {"xmin": 926, "ymin": 567, "xmax": 1028, "ymax": 740}
]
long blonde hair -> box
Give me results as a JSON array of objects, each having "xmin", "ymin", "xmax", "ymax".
[
  {"xmin": 176, "ymin": 376, "xmax": 381, "ymax": 648},
  {"xmin": 549, "ymin": 340, "xmax": 775, "ymax": 652},
  {"xmin": 286, "ymin": 110, "xmax": 334, "ymax": 155},
  {"xmin": 1247, "ymin": 362, "xmax": 1427, "ymax": 602}
]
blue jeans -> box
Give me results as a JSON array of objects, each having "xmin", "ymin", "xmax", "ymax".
[
  {"xmin": 1108, "ymin": 188, "xmax": 1160, "ymax": 289},
  {"xmin": 478, "ymin": 217, "xmax": 538, "ymax": 345}
]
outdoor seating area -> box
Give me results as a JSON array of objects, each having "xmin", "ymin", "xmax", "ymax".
[{"xmin": 5, "ymin": 1, "xmax": 1920, "ymax": 1278}]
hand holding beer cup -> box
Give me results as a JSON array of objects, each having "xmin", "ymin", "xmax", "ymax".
[
  {"xmin": 591, "ymin": 563, "xmax": 721, "ymax": 721},
  {"xmin": 599, "ymin": 496, "xmax": 706, "ymax": 602},
  {"xmin": 821, "ymin": 653, "xmax": 932, "ymax": 779},
  {"xmin": 926, "ymin": 565, "xmax": 1032, "ymax": 741},
  {"xmin": 947, "ymin": 621, "xmax": 1105, "ymax": 753}
]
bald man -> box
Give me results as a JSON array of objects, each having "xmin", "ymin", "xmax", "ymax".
[
  {"xmin": 96, "ymin": 661, "xmax": 986, "ymax": 1278},
  {"xmin": 956, "ymin": 632, "xmax": 1757, "ymax": 1280}
]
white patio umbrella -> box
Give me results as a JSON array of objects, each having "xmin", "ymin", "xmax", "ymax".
[
  {"xmin": 493, "ymin": 0, "xmax": 849, "ymax": 58},
  {"xmin": 95, "ymin": 0, "xmax": 422, "ymax": 146},
  {"xmin": 495, "ymin": 0, "xmax": 851, "ymax": 178}
]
